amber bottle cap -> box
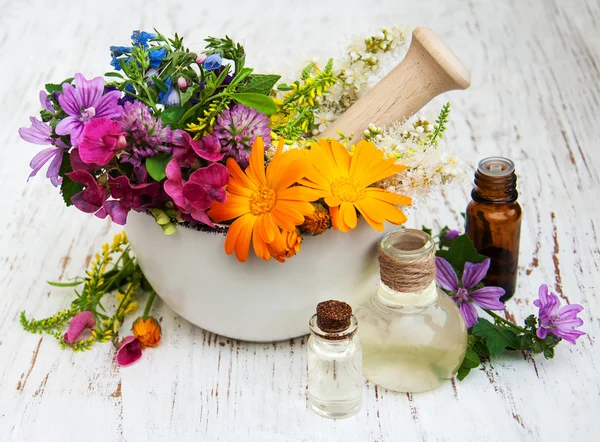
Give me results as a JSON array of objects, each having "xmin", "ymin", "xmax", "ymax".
[
  {"xmin": 316, "ymin": 300, "xmax": 352, "ymax": 332},
  {"xmin": 478, "ymin": 157, "xmax": 515, "ymax": 177}
]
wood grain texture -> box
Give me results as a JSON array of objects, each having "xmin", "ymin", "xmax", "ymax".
[{"xmin": 1, "ymin": 0, "xmax": 599, "ymax": 440}]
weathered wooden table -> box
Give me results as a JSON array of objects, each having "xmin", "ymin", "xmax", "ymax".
[{"xmin": 1, "ymin": 0, "xmax": 598, "ymax": 440}]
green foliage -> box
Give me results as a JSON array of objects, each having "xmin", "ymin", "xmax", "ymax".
[
  {"xmin": 146, "ymin": 153, "xmax": 172, "ymax": 181},
  {"xmin": 47, "ymin": 280, "xmax": 84, "ymax": 288},
  {"xmin": 45, "ymin": 77, "xmax": 73, "ymax": 93},
  {"xmin": 427, "ymin": 102, "xmax": 451, "ymax": 146},
  {"xmin": 160, "ymin": 106, "xmax": 185, "ymax": 125},
  {"xmin": 231, "ymin": 93, "xmax": 277, "ymax": 115},
  {"xmin": 58, "ymin": 151, "xmax": 83, "ymax": 208},
  {"xmin": 436, "ymin": 234, "xmax": 487, "ymax": 275},
  {"xmin": 472, "ymin": 318, "xmax": 520, "ymax": 357},
  {"xmin": 241, "ymin": 74, "xmax": 281, "ymax": 95}
]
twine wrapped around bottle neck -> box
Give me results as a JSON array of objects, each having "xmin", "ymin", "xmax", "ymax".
[{"xmin": 378, "ymin": 238, "xmax": 436, "ymax": 293}]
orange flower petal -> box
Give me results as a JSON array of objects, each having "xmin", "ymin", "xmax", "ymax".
[
  {"xmin": 246, "ymin": 137, "xmax": 267, "ymax": 186},
  {"xmin": 355, "ymin": 201, "xmax": 386, "ymax": 231},
  {"xmin": 227, "ymin": 157, "xmax": 258, "ymax": 192},
  {"xmin": 339, "ymin": 202, "xmax": 358, "ymax": 230},
  {"xmin": 330, "ymin": 139, "xmax": 351, "ymax": 175},
  {"xmin": 364, "ymin": 188, "xmax": 412, "ymax": 206},
  {"xmin": 277, "ymin": 186, "xmax": 323, "ymax": 202},
  {"xmin": 234, "ymin": 215, "xmax": 255, "ymax": 262}
]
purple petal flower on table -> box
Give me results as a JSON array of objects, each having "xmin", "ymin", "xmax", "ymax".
[
  {"xmin": 203, "ymin": 54, "xmax": 222, "ymax": 71},
  {"xmin": 65, "ymin": 170, "xmax": 108, "ymax": 219},
  {"xmin": 444, "ymin": 229, "xmax": 460, "ymax": 240},
  {"xmin": 118, "ymin": 101, "xmax": 171, "ymax": 167},
  {"xmin": 164, "ymin": 160, "xmax": 229, "ymax": 227},
  {"xmin": 55, "ymin": 73, "xmax": 123, "ymax": 145},
  {"xmin": 78, "ymin": 118, "xmax": 127, "ymax": 165},
  {"xmin": 435, "ymin": 257, "xmax": 506, "ymax": 328},
  {"xmin": 534, "ymin": 284, "xmax": 585, "ymax": 344},
  {"xmin": 19, "ymin": 117, "xmax": 69, "ymax": 186},
  {"xmin": 39, "ymin": 90, "xmax": 54, "ymax": 113},
  {"xmin": 116, "ymin": 336, "xmax": 143, "ymax": 367},
  {"xmin": 64, "ymin": 311, "xmax": 96, "ymax": 344},
  {"xmin": 104, "ymin": 175, "xmax": 160, "ymax": 225},
  {"xmin": 213, "ymin": 104, "xmax": 271, "ymax": 168}
]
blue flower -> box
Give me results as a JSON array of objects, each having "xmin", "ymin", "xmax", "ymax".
[
  {"xmin": 131, "ymin": 30, "xmax": 156, "ymax": 48},
  {"xmin": 118, "ymin": 84, "xmax": 137, "ymax": 106},
  {"xmin": 158, "ymin": 77, "xmax": 180, "ymax": 107},
  {"xmin": 110, "ymin": 56, "xmax": 134, "ymax": 71},
  {"xmin": 203, "ymin": 54, "xmax": 222, "ymax": 71},
  {"xmin": 110, "ymin": 45, "xmax": 132, "ymax": 58},
  {"xmin": 149, "ymin": 48, "xmax": 167, "ymax": 68}
]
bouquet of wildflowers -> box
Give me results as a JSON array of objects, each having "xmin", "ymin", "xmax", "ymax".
[{"xmin": 20, "ymin": 28, "xmax": 465, "ymax": 263}]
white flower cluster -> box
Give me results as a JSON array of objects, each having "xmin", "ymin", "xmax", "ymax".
[
  {"xmin": 312, "ymin": 26, "xmax": 409, "ymax": 136},
  {"xmin": 370, "ymin": 115, "xmax": 468, "ymax": 202}
]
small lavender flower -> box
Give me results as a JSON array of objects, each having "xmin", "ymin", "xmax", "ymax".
[
  {"xmin": 444, "ymin": 229, "xmax": 460, "ymax": 240},
  {"xmin": 119, "ymin": 101, "xmax": 172, "ymax": 167},
  {"xmin": 534, "ymin": 284, "xmax": 585, "ymax": 344},
  {"xmin": 436, "ymin": 257, "xmax": 505, "ymax": 328},
  {"xmin": 213, "ymin": 104, "xmax": 272, "ymax": 168}
]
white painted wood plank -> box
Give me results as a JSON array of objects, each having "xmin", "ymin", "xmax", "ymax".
[{"xmin": 1, "ymin": 0, "xmax": 599, "ymax": 440}]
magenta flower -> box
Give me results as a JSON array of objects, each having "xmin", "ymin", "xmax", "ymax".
[
  {"xmin": 534, "ymin": 284, "xmax": 585, "ymax": 344},
  {"xmin": 56, "ymin": 73, "xmax": 123, "ymax": 145},
  {"xmin": 213, "ymin": 104, "xmax": 271, "ymax": 168},
  {"xmin": 70, "ymin": 148, "xmax": 102, "ymax": 173},
  {"xmin": 444, "ymin": 229, "xmax": 460, "ymax": 240},
  {"xmin": 65, "ymin": 170, "xmax": 108, "ymax": 219},
  {"xmin": 19, "ymin": 117, "xmax": 69, "ymax": 187},
  {"xmin": 171, "ymin": 130, "xmax": 224, "ymax": 167},
  {"xmin": 64, "ymin": 311, "xmax": 96, "ymax": 344},
  {"xmin": 39, "ymin": 90, "xmax": 54, "ymax": 113},
  {"xmin": 164, "ymin": 159, "xmax": 229, "ymax": 226},
  {"xmin": 116, "ymin": 336, "xmax": 143, "ymax": 367},
  {"xmin": 104, "ymin": 175, "xmax": 160, "ymax": 225},
  {"xmin": 436, "ymin": 257, "xmax": 506, "ymax": 328},
  {"xmin": 78, "ymin": 118, "xmax": 127, "ymax": 165}
]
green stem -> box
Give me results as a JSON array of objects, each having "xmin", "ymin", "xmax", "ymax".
[
  {"xmin": 484, "ymin": 309, "xmax": 526, "ymax": 333},
  {"xmin": 143, "ymin": 290, "xmax": 157, "ymax": 320}
]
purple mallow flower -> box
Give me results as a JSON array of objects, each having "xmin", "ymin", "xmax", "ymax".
[
  {"xmin": 436, "ymin": 257, "xmax": 506, "ymax": 328},
  {"xmin": 534, "ymin": 284, "xmax": 585, "ymax": 344},
  {"xmin": 18, "ymin": 117, "xmax": 68, "ymax": 187},
  {"xmin": 213, "ymin": 104, "xmax": 271, "ymax": 168},
  {"xmin": 444, "ymin": 229, "xmax": 460, "ymax": 240},
  {"xmin": 39, "ymin": 90, "xmax": 54, "ymax": 113},
  {"xmin": 118, "ymin": 101, "xmax": 172, "ymax": 167},
  {"xmin": 56, "ymin": 73, "xmax": 123, "ymax": 145}
]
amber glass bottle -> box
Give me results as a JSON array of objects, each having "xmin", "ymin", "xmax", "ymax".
[{"xmin": 466, "ymin": 157, "xmax": 522, "ymax": 301}]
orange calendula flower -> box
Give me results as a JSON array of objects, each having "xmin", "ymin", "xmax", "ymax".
[
  {"xmin": 267, "ymin": 229, "xmax": 303, "ymax": 263},
  {"xmin": 208, "ymin": 137, "xmax": 321, "ymax": 262},
  {"xmin": 132, "ymin": 317, "xmax": 161, "ymax": 348},
  {"xmin": 302, "ymin": 139, "xmax": 411, "ymax": 232}
]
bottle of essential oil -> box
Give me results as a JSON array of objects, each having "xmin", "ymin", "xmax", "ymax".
[
  {"xmin": 307, "ymin": 300, "xmax": 363, "ymax": 419},
  {"xmin": 355, "ymin": 229, "xmax": 467, "ymax": 393},
  {"xmin": 466, "ymin": 157, "xmax": 522, "ymax": 301}
]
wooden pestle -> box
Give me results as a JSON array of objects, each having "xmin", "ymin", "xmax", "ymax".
[{"xmin": 319, "ymin": 27, "xmax": 471, "ymax": 145}]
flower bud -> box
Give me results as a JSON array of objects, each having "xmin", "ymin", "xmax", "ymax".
[
  {"xmin": 116, "ymin": 135, "xmax": 127, "ymax": 150},
  {"xmin": 132, "ymin": 317, "xmax": 162, "ymax": 348},
  {"xmin": 196, "ymin": 54, "xmax": 207, "ymax": 64},
  {"xmin": 177, "ymin": 77, "xmax": 187, "ymax": 90}
]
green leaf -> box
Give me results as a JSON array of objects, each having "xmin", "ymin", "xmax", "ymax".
[
  {"xmin": 230, "ymin": 93, "xmax": 277, "ymax": 115},
  {"xmin": 421, "ymin": 225, "xmax": 433, "ymax": 236},
  {"xmin": 152, "ymin": 76, "xmax": 169, "ymax": 93},
  {"xmin": 461, "ymin": 348, "xmax": 481, "ymax": 369},
  {"xmin": 277, "ymin": 83, "xmax": 294, "ymax": 91},
  {"xmin": 457, "ymin": 366, "xmax": 472, "ymax": 381},
  {"xmin": 105, "ymin": 72, "xmax": 124, "ymax": 79},
  {"xmin": 436, "ymin": 234, "xmax": 487, "ymax": 275},
  {"xmin": 230, "ymin": 68, "xmax": 254, "ymax": 87},
  {"xmin": 61, "ymin": 176, "xmax": 84, "ymax": 207},
  {"xmin": 241, "ymin": 74, "xmax": 281, "ymax": 95},
  {"xmin": 543, "ymin": 347, "xmax": 555, "ymax": 359},
  {"xmin": 472, "ymin": 318, "xmax": 519, "ymax": 357},
  {"xmin": 160, "ymin": 106, "xmax": 185, "ymax": 125},
  {"xmin": 179, "ymin": 86, "xmax": 197, "ymax": 107},
  {"xmin": 146, "ymin": 153, "xmax": 172, "ymax": 181},
  {"xmin": 47, "ymin": 280, "xmax": 84, "ymax": 287},
  {"xmin": 45, "ymin": 77, "xmax": 73, "ymax": 93}
]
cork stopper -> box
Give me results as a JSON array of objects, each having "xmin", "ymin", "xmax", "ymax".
[{"xmin": 316, "ymin": 300, "xmax": 352, "ymax": 333}]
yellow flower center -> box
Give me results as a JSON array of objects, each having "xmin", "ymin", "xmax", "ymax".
[
  {"xmin": 250, "ymin": 187, "xmax": 277, "ymax": 215},
  {"xmin": 330, "ymin": 177, "xmax": 364, "ymax": 202}
]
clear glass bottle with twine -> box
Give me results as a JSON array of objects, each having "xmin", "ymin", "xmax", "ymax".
[
  {"xmin": 355, "ymin": 229, "xmax": 467, "ymax": 393},
  {"xmin": 307, "ymin": 300, "xmax": 363, "ymax": 419}
]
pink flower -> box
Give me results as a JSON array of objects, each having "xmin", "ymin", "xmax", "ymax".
[
  {"xmin": 104, "ymin": 175, "xmax": 160, "ymax": 225},
  {"xmin": 78, "ymin": 118, "xmax": 127, "ymax": 165},
  {"xmin": 64, "ymin": 311, "xmax": 96, "ymax": 344},
  {"xmin": 65, "ymin": 170, "xmax": 108, "ymax": 219},
  {"xmin": 164, "ymin": 159, "xmax": 229, "ymax": 227},
  {"xmin": 534, "ymin": 284, "xmax": 585, "ymax": 344},
  {"xmin": 171, "ymin": 130, "xmax": 224, "ymax": 168},
  {"xmin": 116, "ymin": 336, "xmax": 142, "ymax": 367}
]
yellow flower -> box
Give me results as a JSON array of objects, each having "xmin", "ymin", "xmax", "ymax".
[
  {"xmin": 208, "ymin": 137, "xmax": 321, "ymax": 262},
  {"xmin": 132, "ymin": 317, "xmax": 161, "ymax": 348},
  {"xmin": 302, "ymin": 139, "xmax": 412, "ymax": 232}
]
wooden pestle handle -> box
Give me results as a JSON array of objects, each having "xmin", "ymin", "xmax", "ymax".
[{"xmin": 320, "ymin": 27, "xmax": 471, "ymax": 144}]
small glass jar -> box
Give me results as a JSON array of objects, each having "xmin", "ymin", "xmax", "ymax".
[
  {"xmin": 355, "ymin": 229, "xmax": 467, "ymax": 393},
  {"xmin": 307, "ymin": 301, "xmax": 363, "ymax": 419}
]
